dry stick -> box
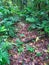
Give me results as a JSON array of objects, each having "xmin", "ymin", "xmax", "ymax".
[
  {"xmin": 23, "ymin": 38, "xmax": 35, "ymax": 43},
  {"xmin": 23, "ymin": 35, "xmax": 45, "ymax": 43}
]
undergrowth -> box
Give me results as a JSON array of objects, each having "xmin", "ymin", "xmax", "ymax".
[{"xmin": 0, "ymin": 0, "xmax": 49, "ymax": 65}]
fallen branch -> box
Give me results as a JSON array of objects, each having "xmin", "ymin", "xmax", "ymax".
[{"xmin": 23, "ymin": 35, "xmax": 45, "ymax": 43}]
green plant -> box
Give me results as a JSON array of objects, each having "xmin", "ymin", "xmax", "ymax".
[
  {"xmin": 16, "ymin": 39, "xmax": 24, "ymax": 46},
  {"xmin": 0, "ymin": 36, "xmax": 8, "ymax": 43},
  {"xmin": 0, "ymin": 16, "xmax": 19, "ymax": 37},
  {"xmin": 16, "ymin": 39, "xmax": 24, "ymax": 53},
  {"xmin": 0, "ymin": 0, "xmax": 20, "ymax": 38},
  {"xmin": 18, "ymin": 47, "xmax": 24, "ymax": 53},
  {"xmin": 28, "ymin": 24, "xmax": 37, "ymax": 31},
  {"xmin": 0, "ymin": 41, "xmax": 12, "ymax": 50},
  {"xmin": 0, "ymin": 49, "xmax": 10, "ymax": 65},
  {"xmin": 26, "ymin": 17, "xmax": 35, "ymax": 23},
  {"xmin": 0, "ymin": 41, "xmax": 12, "ymax": 65},
  {"xmin": 20, "ymin": 0, "xmax": 49, "ymax": 36},
  {"xmin": 36, "ymin": 52, "xmax": 42, "ymax": 57},
  {"xmin": 0, "ymin": 26, "xmax": 7, "ymax": 32},
  {"xmin": 26, "ymin": 45, "xmax": 35, "ymax": 52}
]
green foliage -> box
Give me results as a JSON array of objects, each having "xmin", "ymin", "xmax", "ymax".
[
  {"xmin": 0, "ymin": 41, "xmax": 12, "ymax": 65},
  {"xmin": 19, "ymin": 0, "xmax": 49, "ymax": 35},
  {"xmin": 26, "ymin": 17, "xmax": 35, "ymax": 23},
  {"xmin": 0, "ymin": 0, "xmax": 20, "ymax": 38},
  {"xmin": 0, "ymin": 0, "xmax": 49, "ymax": 64},
  {"xmin": 18, "ymin": 47, "xmax": 24, "ymax": 53},
  {"xmin": 16, "ymin": 39, "xmax": 24, "ymax": 46},
  {"xmin": 0, "ymin": 26, "xmax": 7, "ymax": 32},
  {"xmin": 36, "ymin": 52, "xmax": 42, "ymax": 57},
  {"xmin": 16, "ymin": 39, "xmax": 24, "ymax": 53},
  {"xmin": 0, "ymin": 41, "xmax": 12, "ymax": 50},
  {"xmin": 41, "ymin": 20, "xmax": 49, "ymax": 34},
  {"xmin": 0, "ymin": 49, "xmax": 10, "ymax": 65},
  {"xmin": 0, "ymin": 1, "xmax": 20, "ymax": 64},
  {"xmin": 26, "ymin": 45, "xmax": 35, "ymax": 52},
  {"xmin": 28, "ymin": 24, "xmax": 36, "ymax": 31}
]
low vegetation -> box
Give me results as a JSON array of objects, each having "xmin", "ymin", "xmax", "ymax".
[{"xmin": 0, "ymin": 0, "xmax": 49, "ymax": 65}]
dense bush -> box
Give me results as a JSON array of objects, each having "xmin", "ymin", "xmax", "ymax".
[
  {"xmin": 0, "ymin": 0, "xmax": 20, "ymax": 38},
  {"xmin": 0, "ymin": 41, "xmax": 11, "ymax": 65},
  {"xmin": 20, "ymin": 0, "xmax": 49, "ymax": 35},
  {"xmin": 1, "ymin": 0, "xmax": 49, "ymax": 36},
  {"xmin": 0, "ymin": 1, "xmax": 20, "ymax": 65}
]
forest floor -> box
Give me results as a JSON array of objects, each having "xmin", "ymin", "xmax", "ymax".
[{"xmin": 9, "ymin": 22, "xmax": 49, "ymax": 65}]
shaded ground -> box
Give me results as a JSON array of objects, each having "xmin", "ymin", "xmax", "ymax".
[{"xmin": 9, "ymin": 22, "xmax": 49, "ymax": 65}]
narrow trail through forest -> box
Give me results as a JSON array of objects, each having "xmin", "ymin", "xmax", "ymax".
[{"xmin": 9, "ymin": 22, "xmax": 49, "ymax": 65}]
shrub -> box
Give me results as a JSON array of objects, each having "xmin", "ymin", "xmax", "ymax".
[{"xmin": 0, "ymin": 41, "xmax": 12, "ymax": 65}]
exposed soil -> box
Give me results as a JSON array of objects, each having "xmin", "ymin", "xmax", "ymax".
[{"xmin": 9, "ymin": 22, "xmax": 49, "ymax": 65}]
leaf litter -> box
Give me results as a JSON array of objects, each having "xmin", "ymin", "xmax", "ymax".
[{"xmin": 9, "ymin": 22, "xmax": 49, "ymax": 65}]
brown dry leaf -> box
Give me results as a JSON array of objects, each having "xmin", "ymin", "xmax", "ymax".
[
  {"xmin": 32, "ymin": 62, "xmax": 35, "ymax": 65},
  {"xmin": 29, "ymin": 43, "xmax": 33, "ymax": 46},
  {"xmin": 44, "ymin": 62, "xmax": 47, "ymax": 65},
  {"xmin": 13, "ymin": 54, "xmax": 18, "ymax": 59}
]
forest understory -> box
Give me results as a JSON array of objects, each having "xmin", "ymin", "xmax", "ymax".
[
  {"xmin": 0, "ymin": 0, "xmax": 49, "ymax": 65},
  {"xmin": 8, "ymin": 22, "xmax": 49, "ymax": 65}
]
